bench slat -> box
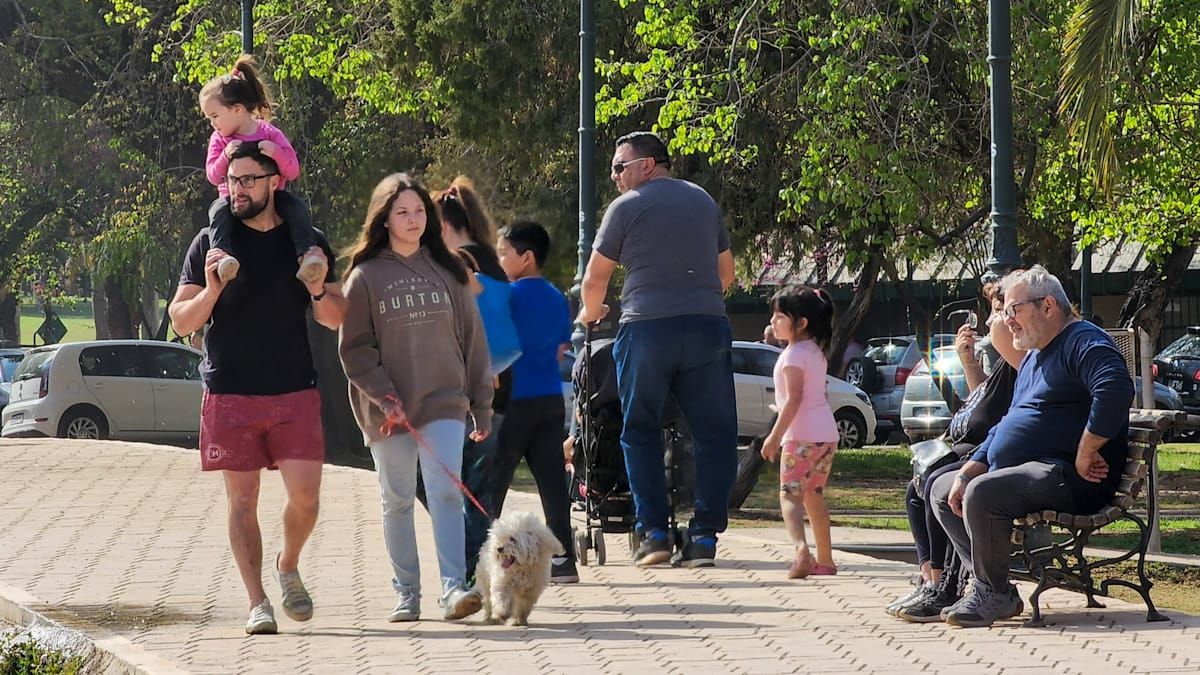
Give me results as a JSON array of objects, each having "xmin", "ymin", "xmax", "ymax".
[{"xmin": 1128, "ymin": 427, "xmax": 1161, "ymax": 444}]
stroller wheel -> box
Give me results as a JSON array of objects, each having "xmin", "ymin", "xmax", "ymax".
[
  {"xmin": 627, "ymin": 530, "xmax": 639, "ymax": 556},
  {"xmin": 575, "ymin": 529, "xmax": 590, "ymax": 567},
  {"xmin": 593, "ymin": 529, "xmax": 607, "ymax": 566}
]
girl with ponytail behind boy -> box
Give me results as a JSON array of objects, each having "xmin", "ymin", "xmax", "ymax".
[
  {"xmin": 759, "ymin": 286, "xmax": 840, "ymax": 579},
  {"xmin": 199, "ymin": 55, "xmax": 325, "ymax": 285}
]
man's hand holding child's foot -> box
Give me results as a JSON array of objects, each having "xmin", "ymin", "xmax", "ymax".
[{"xmin": 297, "ymin": 246, "xmax": 328, "ymax": 286}]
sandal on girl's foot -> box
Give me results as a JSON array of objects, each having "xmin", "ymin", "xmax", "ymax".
[
  {"xmin": 787, "ymin": 551, "xmax": 814, "ymax": 579},
  {"xmin": 811, "ymin": 563, "xmax": 838, "ymax": 576}
]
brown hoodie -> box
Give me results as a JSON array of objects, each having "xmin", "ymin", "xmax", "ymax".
[{"xmin": 339, "ymin": 247, "xmax": 493, "ymax": 445}]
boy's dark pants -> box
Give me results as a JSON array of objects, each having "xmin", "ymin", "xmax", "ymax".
[{"xmin": 492, "ymin": 395, "xmax": 574, "ymax": 560}]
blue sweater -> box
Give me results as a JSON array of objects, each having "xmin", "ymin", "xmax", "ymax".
[
  {"xmin": 509, "ymin": 277, "xmax": 573, "ymax": 400},
  {"xmin": 970, "ymin": 321, "xmax": 1133, "ymax": 510}
]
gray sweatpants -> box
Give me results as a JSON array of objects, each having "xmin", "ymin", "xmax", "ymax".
[
  {"xmin": 370, "ymin": 418, "xmax": 468, "ymax": 594},
  {"xmin": 930, "ymin": 461, "xmax": 1077, "ymax": 590}
]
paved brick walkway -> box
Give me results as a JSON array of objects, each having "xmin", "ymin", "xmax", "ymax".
[{"xmin": 1, "ymin": 439, "xmax": 1198, "ymax": 674}]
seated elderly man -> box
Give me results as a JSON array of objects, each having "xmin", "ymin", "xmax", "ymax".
[{"xmin": 931, "ymin": 265, "xmax": 1133, "ymax": 628}]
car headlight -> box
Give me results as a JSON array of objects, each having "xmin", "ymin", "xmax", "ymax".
[{"xmin": 855, "ymin": 392, "xmax": 869, "ymax": 404}]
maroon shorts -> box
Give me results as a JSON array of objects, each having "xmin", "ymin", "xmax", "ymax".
[{"xmin": 199, "ymin": 388, "xmax": 325, "ymax": 472}]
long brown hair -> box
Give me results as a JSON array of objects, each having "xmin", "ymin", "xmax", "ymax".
[
  {"xmin": 199, "ymin": 54, "xmax": 276, "ymax": 122},
  {"xmin": 433, "ymin": 176, "xmax": 496, "ymax": 253},
  {"xmin": 344, "ymin": 173, "xmax": 469, "ymax": 284}
]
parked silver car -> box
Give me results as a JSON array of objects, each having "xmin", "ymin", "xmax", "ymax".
[
  {"xmin": 901, "ymin": 348, "xmax": 1184, "ymax": 442},
  {"xmin": 844, "ymin": 334, "xmax": 955, "ymax": 441},
  {"xmin": 0, "ymin": 347, "xmax": 27, "ymax": 415}
]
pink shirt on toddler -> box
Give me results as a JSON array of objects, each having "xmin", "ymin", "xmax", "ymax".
[
  {"xmin": 206, "ymin": 120, "xmax": 300, "ymax": 197},
  {"xmin": 773, "ymin": 339, "xmax": 839, "ymax": 444}
]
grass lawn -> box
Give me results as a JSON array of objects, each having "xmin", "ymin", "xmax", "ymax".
[{"xmin": 18, "ymin": 312, "xmax": 97, "ymax": 345}]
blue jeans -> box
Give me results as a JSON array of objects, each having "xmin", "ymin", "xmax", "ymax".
[
  {"xmin": 613, "ymin": 315, "xmax": 737, "ymax": 539},
  {"xmin": 370, "ymin": 419, "xmax": 468, "ymax": 594}
]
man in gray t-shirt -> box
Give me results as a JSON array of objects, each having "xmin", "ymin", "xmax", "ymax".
[{"xmin": 579, "ymin": 131, "xmax": 738, "ymax": 570}]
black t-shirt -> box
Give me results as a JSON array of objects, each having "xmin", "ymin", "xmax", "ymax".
[
  {"xmin": 179, "ymin": 222, "xmax": 337, "ymax": 395},
  {"xmin": 458, "ymin": 242, "xmax": 512, "ymax": 413},
  {"xmin": 947, "ymin": 360, "xmax": 1018, "ymax": 455}
]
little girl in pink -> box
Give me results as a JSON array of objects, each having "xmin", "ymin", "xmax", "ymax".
[{"xmin": 760, "ymin": 286, "xmax": 840, "ymax": 578}]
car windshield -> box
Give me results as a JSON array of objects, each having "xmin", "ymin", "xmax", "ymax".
[
  {"xmin": 0, "ymin": 354, "xmax": 23, "ymax": 382},
  {"xmin": 865, "ymin": 339, "xmax": 910, "ymax": 366},
  {"xmin": 1158, "ymin": 334, "xmax": 1200, "ymax": 360},
  {"xmin": 12, "ymin": 349, "xmax": 56, "ymax": 382},
  {"xmin": 927, "ymin": 347, "xmax": 963, "ymax": 375}
]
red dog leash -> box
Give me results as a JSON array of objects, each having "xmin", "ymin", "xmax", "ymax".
[{"xmin": 379, "ymin": 395, "xmax": 491, "ymax": 519}]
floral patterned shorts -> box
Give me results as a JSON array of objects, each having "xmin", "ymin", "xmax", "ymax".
[{"xmin": 780, "ymin": 441, "xmax": 837, "ymax": 495}]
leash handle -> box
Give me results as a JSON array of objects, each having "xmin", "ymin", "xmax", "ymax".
[{"xmin": 379, "ymin": 395, "xmax": 491, "ymax": 519}]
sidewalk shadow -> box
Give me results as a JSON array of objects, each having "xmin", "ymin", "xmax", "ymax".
[
  {"xmin": 562, "ymin": 603, "xmax": 787, "ymax": 615},
  {"xmin": 300, "ymin": 617, "xmax": 761, "ymax": 642},
  {"xmin": 1027, "ymin": 609, "xmax": 1197, "ymax": 632}
]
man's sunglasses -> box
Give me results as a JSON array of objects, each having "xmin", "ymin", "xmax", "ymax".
[{"xmin": 612, "ymin": 157, "xmax": 653, "ymax": 175}]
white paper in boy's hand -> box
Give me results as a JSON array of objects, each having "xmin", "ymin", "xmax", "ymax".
[{"xmin": 768, "ymin": 403, "xmax": 778, "ymax": 413}]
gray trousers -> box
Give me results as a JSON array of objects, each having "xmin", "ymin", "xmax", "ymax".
[{"xmin": 930, "ymin": 461, "xmax": 1076, "ymax": 590}]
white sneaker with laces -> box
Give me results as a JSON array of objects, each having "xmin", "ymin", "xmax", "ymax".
[
  {"xmin": 388, "ymin": 586, "xmax": 421, "ymax": 622},
  {"xmin": 276, "ymin": 553, "xmax": 314, "ymax": 622},
  {"xmin": 245, "ymin": 599, "xmax": 278, "ymax": 635}
]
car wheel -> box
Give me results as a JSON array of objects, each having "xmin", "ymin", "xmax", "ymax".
[
  {"xmin": 834, "ymin": 408, "xmax": 867, "ymax": 448},
  {"xmin": 845, "ymin": 357, "xmax": 880, "ymax": 393},
  {"xmin": 58, "ymin": 407, "xmax": 109, "ymax": 440}
]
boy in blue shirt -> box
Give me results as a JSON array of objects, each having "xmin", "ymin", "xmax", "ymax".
[{"xmin": 492, "ymin": 221, "xmax": 577, "ymax": 583}]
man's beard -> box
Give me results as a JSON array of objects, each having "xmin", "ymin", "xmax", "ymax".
[
  {"xmin": 1012, "ymin": 324, "xmax": 1043, "ymax": 351},
  {"xmin": 231, "ymin": 194, "xmax": 268, "ymax": 219}
]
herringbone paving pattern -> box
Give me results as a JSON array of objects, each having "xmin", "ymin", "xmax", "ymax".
[{"xmin": 1, "ymin": 439, "xmax": 1197, "ymax": 674}]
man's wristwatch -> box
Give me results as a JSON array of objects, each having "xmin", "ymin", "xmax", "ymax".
[{"xmin": 311, "ymin": 288, "xmax": 327, "ymax": 302}]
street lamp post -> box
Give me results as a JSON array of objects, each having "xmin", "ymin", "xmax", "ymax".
[
  {"xmin": 572, "ymin": 0, "xmax": 597, "ymax": 344},
  {"xmin": 986, "ymin": 0, "xmax": 1022, "ymax": 278},
  {"xmin": 241, "ymin": 0, "xmax": 254, "ymax": 54}
]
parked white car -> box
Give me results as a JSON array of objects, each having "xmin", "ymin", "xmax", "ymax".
[
  {"xmin": 1, "ymin": 340, "xmax": 203, "ymax": 443},
  {"xmin": 731, "ymin": 341, "xmax": 877, "ymax": 448}
]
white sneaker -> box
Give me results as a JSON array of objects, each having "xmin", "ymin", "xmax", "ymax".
[
  {"xmin": 296, "ymin": 250, "xmax": 327, "ymax": 284},
  {"xmin": 388, "ymin": 586, "xmax": 421, "ymax": 622},
  {"xmin": 440, "ymin": 584, "xmax": 482, "ymax": 621},
  {"xmin": 245, "ymin": 599, "xmax": 278, "ymax": 635},
  {"xmin": 217, "ymin": 256, "xmax": 240, "ymax": 282}
]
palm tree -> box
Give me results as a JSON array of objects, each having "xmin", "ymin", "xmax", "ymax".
[{"xmin": 1058, "ymin": 0, "xmax": 1139, "ymax": 197}]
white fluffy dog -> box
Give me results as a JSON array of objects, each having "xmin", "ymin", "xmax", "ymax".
[{"xmin": 475, "ymin": 511, "xmax": 563, "ymax": 626}]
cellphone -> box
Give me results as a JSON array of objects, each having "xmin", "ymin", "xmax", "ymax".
[{"xmin": 949, "ymin": 309, "xmax": 978, "ymax": 329}]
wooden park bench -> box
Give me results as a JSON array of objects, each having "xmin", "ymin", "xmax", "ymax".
[{"xmin": 1008, "ymin": 409, "xmax": 1187, "ymax": 627}]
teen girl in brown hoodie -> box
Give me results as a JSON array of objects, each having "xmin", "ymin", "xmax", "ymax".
[{"xmin": 339, "ymin": 173, "xmax": 492, "ymax": 622}]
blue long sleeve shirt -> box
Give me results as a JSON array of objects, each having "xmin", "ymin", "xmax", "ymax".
[{"xmin": 970, "ymin": 320, "xmax": 1134, "ymax": 511}]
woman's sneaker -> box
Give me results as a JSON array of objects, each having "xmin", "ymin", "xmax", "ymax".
[
  {"xmin": 441, "ymin": 583, "xmax": 482, "ymax": 620},
  {"xmin": 245, "ymin": 599, "xmax": 277, "ymax": 635},
  {"xmin": 898, "ymin": 581, "xmax": 959, "ymax": 623},
  {"xmin": 886, "ymin": 582, "xmax": 933, "ymax": 617},
  {"xmin": 388, "ymin": 586, "xmax": 420, "ymax": 622}
]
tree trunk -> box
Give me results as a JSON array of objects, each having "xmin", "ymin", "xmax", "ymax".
[
  {"xmin": 827, "ymin": 248, "xmax": 884, "ymax": 374},
  {"xmin": 103, "ymin": 276, "xmax": 136, "ymax": 339},
  {"xmin": 1118, "ymin": 243, "xmax": 1197, "ymax": 348},
  {"xmin": 92, "ymin": 276, "xmax": 111, "ymax": 340},
  {"xmin": 882, "ymin": 256, "xmax": 933, "ymax": 357},
  {"xmin": 0, "ymin": 287, "xmax": 18, "ymax": 344}
]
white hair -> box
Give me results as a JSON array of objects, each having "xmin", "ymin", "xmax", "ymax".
[{"xmin": 999, "ymin": 265, "xmax": 1072, "ymax": 317}]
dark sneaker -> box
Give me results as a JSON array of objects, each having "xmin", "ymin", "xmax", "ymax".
[
  {"xmin": 671, "ymin": 535, "xmax": 716, "ymax": 568},
  {"xmin": 945, "ymin": 580, "xmax": 1024, "ymax": 628},
  {"xmin": 898, "ymin": 579, "xmax": 960, "ymax": 623},
  {"xmin": 551, "ymin": 556, "xmax": 579, "ymax": 584},
  {"xmin": 886, "ymin": 582, "xmax": 933, "ymax": 617},
  {"xmin": 275, "ymin": 553, "xmax": 313, "ymax": 622},
  {"xmin": 633, "ymin": 530, "xmax": 672, "ymax": 566}
]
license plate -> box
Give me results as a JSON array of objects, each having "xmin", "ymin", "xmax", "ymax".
[
  {"xmin": 1169, "ymin": 379, "xmax": 1184, "ymax": 392},
  {"xmin": 914, "ymin": 407, "xmax": 940, "ymax": 417},
  {"xmin": 9, "ymin": 412, "xmax": 23, "ymax": 423}
]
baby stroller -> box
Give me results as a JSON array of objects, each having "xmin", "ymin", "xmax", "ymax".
[{"xmin": 569, "ymin": 327, "xmax": 694, "ymax": 566}]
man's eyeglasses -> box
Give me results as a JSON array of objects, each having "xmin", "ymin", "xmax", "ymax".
[
  {"xmin": 226, "ymin": 172, "xmax": 277, "ymax": 189},
  {"xmin": 1003, "ymin": 296, "xmax": 1047, "ymax": 320},
  {"xmin": 612, "ymin": 157, "xmax": 652, "ymax": 175}
]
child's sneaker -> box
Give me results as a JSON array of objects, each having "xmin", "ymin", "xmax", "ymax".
[
  {"xmin": 550, "ymin": 556, "xmax": 579, "ymax": 584},
  {"xmin": 245, "ymin": 599, "xmax": 277, "ymax": 635},
  {"xmin": 633, "ymin": 530, "xmax": 672, "ymax": 566},
  {"xmin": 671, "ymin": 535, "xmax": 716, "ymax": 568},
  {"xmin": 296, "ymin": 249, "xmax": 327, "ymax": 284},
  {"xmin": 218, "ymin": 255, "xmax": 240, "ymax": 282}
]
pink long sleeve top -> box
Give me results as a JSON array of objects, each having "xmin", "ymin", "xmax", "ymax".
[{"xmin": 206, "ymin": 120, "xmax": 301, "ymax": 197}]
